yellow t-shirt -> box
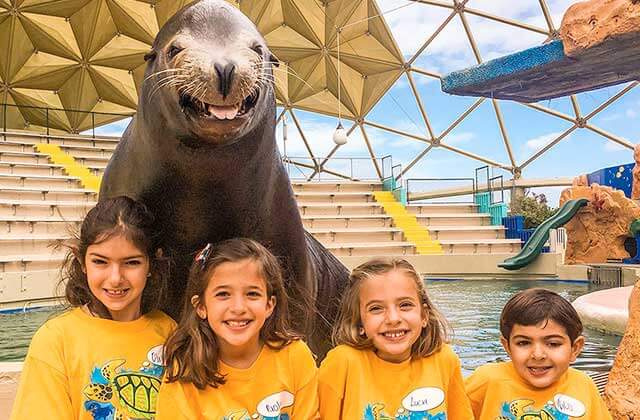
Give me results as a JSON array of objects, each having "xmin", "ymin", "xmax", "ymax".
[
  {"xmin": 155, "ymin": 339, "xmax": 318, "ymax": 419},
  {"xmin": 318, "ymin": 344, "xmax": 473, "ymax": 420},
  {"xmin": 464, "ymin": 362, "xmax": 612, "ymax": 420},
  {"xmin": 10, "ymin": 307, "xmax": 176, "ymax": 420}
]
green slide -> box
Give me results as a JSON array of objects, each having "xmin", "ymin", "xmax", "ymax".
[{"xmin": 499, "ymin": 198, "xmax": 589, "ymax": 270}]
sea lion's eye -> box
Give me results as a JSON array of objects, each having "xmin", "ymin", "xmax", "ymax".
[
  {"xmin": 143, "ymin": 51, "xmax": 157, "ymax": 62},
  {"xmin": 167, "ymin": 45, "xmax": 183, "ymax": 60},
  {"xmin": 251, "ymin": 43, "xmax": 264, "ymax": 56}
]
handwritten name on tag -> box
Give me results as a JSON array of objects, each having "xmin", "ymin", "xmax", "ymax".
[
  {"xmin": 554, "ymin": 394, "xmax": 586, "ymax": 417},
  {"xmin": 257, "ymin": 391, "xmax": 294, "ymax": 417},
  {"xmin": 401, "ymin": 387, "xmax": 445, "ymax": 412},
  {"xmin": 147, "ymin": 345, "xmax": 164, "ymax": 366}
]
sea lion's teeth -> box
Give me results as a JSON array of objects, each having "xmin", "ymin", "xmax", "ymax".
[{"xmin": 208, "ymin": 104, "xmax": 240, "ymax": 120}]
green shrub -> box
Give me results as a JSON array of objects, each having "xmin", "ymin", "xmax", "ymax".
[{"xmin": 509, "ymin": 192, "xmax": 557, "ymax": 229}]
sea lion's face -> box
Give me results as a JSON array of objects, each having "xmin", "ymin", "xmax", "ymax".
[{"xmin": 143, "ymin": 1, "xmax": 276, "ymax": 145}]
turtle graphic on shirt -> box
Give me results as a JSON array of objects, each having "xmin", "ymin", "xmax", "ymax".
[
  {"xmin": 363, "ymin": 402, "xmax": 446, "ymax": 420},
  {"xmin": 83, "ymin": 359, "xmax": 163, "ymax": 420},
  {"xmin": 497, "ymin": 399, "xmax": 569, "ymax": 420}
]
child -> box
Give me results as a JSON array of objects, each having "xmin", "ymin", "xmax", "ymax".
[
  {"xmin": 318, "ymin": 257, "xmax": 473, "ymax": 420},
  {"xmin": 465, "ymin": 288, "xmax": 612, "ymax": 420},
  {"xmin": 11, "ymin": 196, "xmax": 176, "ymax": 420},
  {"xmin": 155, "ymin": 238, "xmax": 318, "ymax": 419}
]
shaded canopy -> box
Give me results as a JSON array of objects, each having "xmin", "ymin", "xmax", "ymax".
[{"xmin": 0, "ymin": 0, "xmax": 403, "ymax": 132}]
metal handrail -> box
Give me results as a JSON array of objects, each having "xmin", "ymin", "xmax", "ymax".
[
  {"xmin": 406, "ymin": 177, "xmax": 476, "ymax": 203},
  {"xmin": 1, "ymin": 103, "xmax": 133, "ymax": 141},
  {"xmin": 489, "ymin": 175, "xmax": 504, "ymax": 204},
  {"xmin": 475, "ymin": 165, "xmax": 489, "ymax": 192},
  {"xmin": 381, "ymin": 154, "xmax": 392, "ymax": 181},
  {"xmin": 283, "ymin": 155, "xmax": 388, "ymax": 181}
]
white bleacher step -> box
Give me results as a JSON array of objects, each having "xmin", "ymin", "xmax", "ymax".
[
  {"xmin": 0, "ymin": 215, "xmax": 83, "ymax": 222},
  {"xmin": 302, "ymin": 214, "xmax": 393, "ymax": 228},
  {"xmin": 0, "ymin": 161, "xmax": 106, "ymax": 174},
  {"xmin": 0, "ymin": 199, "xmax": 97, "ymax": 207},
  {"xmin": 3, "ymin": 130, "xmax": 120, "ymax": 145},
  {"xmin": 0, "ymin": 254, "xmax": 65, "ymax": 264},
  {"xmin": 0, "ymin": 186, "xmax": 97, "ymax": 194},
  {"xmin": 0, "ymin": 138, "xmax": 116, "ymax": 153},
  {"xmin": 427, "ymin": 225, "xmax": 505, "ymax": 240},
  {"xmin": 307, "ymin": 227, "xmax": 404, "ymax": 243},
  {"xmin": 0, "ymin": 186, "xmax": 97, "ymax": 202},
  {"xmin": 415, "ymin": 213, "xmax": 491, "ymax": 226},
  {"xmin": 1, "ymin": 233, "xmax": 70, "ymax": 241},
  {"xmin": 0, "ymin": 150, "xmax": 50, "ymax": 161},
  {"xmin": 294, "ymin": 191, "xmax": 375, "ymax": 203},
  {"xmin": 324, "ymin": 241, "xmax": 416, "ymax": 257},
  {"xmin": 1, "ymin": 216, "xmax": 82, "ymax": 234},
  {"xmin": 0, "ymin": 173, "xmax": 81, "ymax": 189},
  {"xmin": 406, "ymin": 203, "xmax": 479, "ymax": 214},
  {"xmin": 438, "ymin": 239, "xmax": 522, "ymax": 254},
  {"xmin": 298, "ymin": 202, "xmax": 386, "ymax": 216},
  {"xmin": 291, "ymin": 182, "xmax": 382, "ymax": 192},
  {"xmin": 0, "ymin": 199, "xmax": 96, "ymax": 217}
]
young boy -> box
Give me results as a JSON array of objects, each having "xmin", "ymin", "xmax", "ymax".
[{"xmin": 465, "ymin": 288, "xmax": 612, "ymax": 420}]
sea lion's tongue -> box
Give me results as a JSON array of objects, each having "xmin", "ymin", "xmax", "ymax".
[{"xmin": 208, "ymin": 104, "xmax": 239, "ymax": 120}]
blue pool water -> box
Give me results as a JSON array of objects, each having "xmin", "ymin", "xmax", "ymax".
[{"xmin": 1, "ymin": 280, "xmax": 621, "ymax": 377}]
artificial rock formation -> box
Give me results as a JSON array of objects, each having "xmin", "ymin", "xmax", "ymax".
[
  {"xmin": 561, "ymin": 184, "xmax": 640, "ymax": 264},
  {"xmin": 604, "ymin": 280, "xmax": 640, "ymax": 418},
  {"xmin": 632, "ymin": 144, "xmax": 640, "ymax": 200},
  {"xmin": 561, "ymin": 0, "xmax": 640, "ymax": 56}
]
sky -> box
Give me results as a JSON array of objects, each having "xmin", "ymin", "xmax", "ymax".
[{"xmin": 89, "ymin": 0, "xmax": 639, "ymax": 208}]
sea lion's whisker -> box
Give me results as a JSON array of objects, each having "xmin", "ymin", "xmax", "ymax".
[
  {"xmin": 144, "ymin": 68, "xmax": 185, "ymax": 83},
  {"xmin": 149, "ymin": 76, "xmax": 190, "ymax": 100}
]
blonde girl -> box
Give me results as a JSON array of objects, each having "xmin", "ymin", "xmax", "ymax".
[
  {"xmin": 319, "ymin": 258, "xmax": 473, "ymax": 420},
  {"xmin": 11, "ymin": 196, "xmax": 175, "ymax": 420},
  {"xmin": 156, "ymin": 238, "xmax": 318, "ymax": 419}
]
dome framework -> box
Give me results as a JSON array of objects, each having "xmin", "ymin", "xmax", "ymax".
[{"xmin": 0, "ymin": 0, "xmax": 636, "ymax": 182}]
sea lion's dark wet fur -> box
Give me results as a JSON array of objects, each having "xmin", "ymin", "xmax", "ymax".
[{"xmin": 99, "ymin": 0, "xmax": 348, "ymax": 356}]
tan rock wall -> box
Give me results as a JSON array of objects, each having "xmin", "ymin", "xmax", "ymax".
[
  {"xmin": 561, "ymin": 0, "xmax": 640, "ymax": 56},
  {"xmin": 561, "ymin": 184, "xmax": 640, "ymax": 264},
  {"xmin": 604, "ymin": 280, "xmax": 640, "ymax": 418},
  {"xmin": 632, "ymin": 144, "xmax": 640, "ymax": 200}
]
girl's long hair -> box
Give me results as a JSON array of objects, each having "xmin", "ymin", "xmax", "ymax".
[
  {"xmin": 163, "ymin": 238, "xmax": 301, "ymax": 389},
  {"xmin": 56, "ymin": 196, "xmax": 169, "ymax": 318},
  {"xmin": 332, "ymin": 258, "xmax": 449, "ymax": 358}
]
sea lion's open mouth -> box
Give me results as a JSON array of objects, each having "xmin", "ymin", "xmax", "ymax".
[{"xmin": 179, "ymin": 89, "xmax": 259, "ymax": 121}]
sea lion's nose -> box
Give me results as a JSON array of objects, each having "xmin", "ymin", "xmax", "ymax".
[{"xmin": 214, "ymin": 62, "xmax": 236, "ymax": 100}]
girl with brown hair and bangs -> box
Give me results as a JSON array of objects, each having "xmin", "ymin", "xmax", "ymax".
[
  {"xmin": 319, "ymin": 257, "xmax": 473, "ymax": 420},
  {"xmin": 156, "ymin": 237, "xmax": 319, "ymax": 419},
  {"xmin": 11, "ymin": 196, "xmax": 175, "ymax": 420}
]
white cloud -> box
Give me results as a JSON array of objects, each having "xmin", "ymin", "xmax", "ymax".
[
  {"xmin": 81, "ymin": 117, "xmax": 131, "ymax": 137},
  {"xmin": 600, "ymin": 113, "xmax": 622, "ymax": 122},
  {"xmin": 525, "ymin": 132, "xmax": 562, "ymax": 150},
  {"xmin": 626, "ymin": 109, "xmax": 637, "ymax": 119},
  {"xmin": 378, "ymin": 0, "xmax": 550, "ymax": 74},
  {"xmin": 604, "ymin": 141, "xmax": 627, "ymax": 152},
  {"xmin": 444, "ymin": 131, "xmax": 474, "ymax": 146}
]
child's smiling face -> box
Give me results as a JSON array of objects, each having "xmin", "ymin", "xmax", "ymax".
[
  {"xmin": 501, "ymin": 319, "xmax": 584, "ymax": 389},
  {"xmin": 359, "ymin": 269, "xmax": 427, "ymax": 363},
  {"xmin": 195, "ymin": 258, "xmax": 275, "ymax": 364},
  {"xmin": 85, "ymin": 234, "xmax": 149, "ymax": 321}
]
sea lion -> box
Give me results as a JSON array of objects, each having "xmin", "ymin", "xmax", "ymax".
[{"xmin": 99, "ymin": 0, "xmax": 348, "ymax": 356}]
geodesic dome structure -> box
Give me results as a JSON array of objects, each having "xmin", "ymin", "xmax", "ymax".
[{"xmin": 0, "ymin": 0, "xmax": 637, "ymax": 183}]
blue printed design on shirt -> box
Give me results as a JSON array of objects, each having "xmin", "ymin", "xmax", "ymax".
[
  {"xmin": 82, "ymin": 348, "xmax": 165, "ymax": 420},
  {"xmin": 363, "ymin": 402, "xmax": 446, "ymax": 420},
  {"xmin": 498, "ymin": 399, "xmax": 569, "ymax": 420}
]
